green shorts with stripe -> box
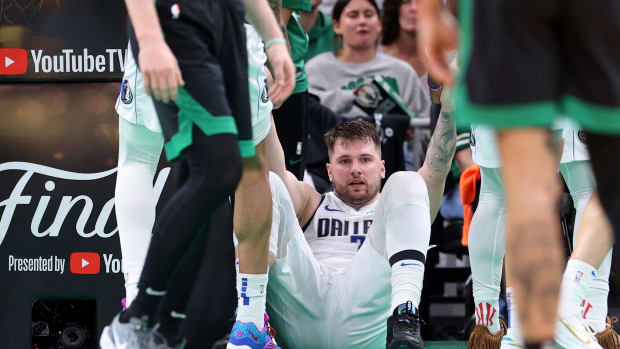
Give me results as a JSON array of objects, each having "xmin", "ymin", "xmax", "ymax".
[
  {"xmin": 130, "ymin": 0, "xmax": 254, "ymax": 161},
  {"xmin": 456, "ymin": 0, "xmax": 620, "ymax": 134}
]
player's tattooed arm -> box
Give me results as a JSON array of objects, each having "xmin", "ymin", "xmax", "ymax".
[{"xmin": 418, "ymin": 110, "xmax": 456, "ymax": 221}]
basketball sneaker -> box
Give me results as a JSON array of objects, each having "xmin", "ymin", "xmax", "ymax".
[
  {"xmin": 226, "ymin": 313, "xmax": 280, "ymax": 349},
  {"xmin": 386, "ymin": 301, "xmax": 425, "ymax": 349},
  {"xmin": 143, "ymin": 324, "xmax": 187, "ymax": 349},
  {"xmin": 100, "ymin": 312, "xmax": 151, "ymax": 349},
  {"xmin": 555, "ymin": 312, "xmax": 603, "ymax": 349}
]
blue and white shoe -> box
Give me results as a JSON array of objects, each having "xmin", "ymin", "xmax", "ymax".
[{"xmin": 226, "ymin": 314, "xmax": 280, "ymax": 349}]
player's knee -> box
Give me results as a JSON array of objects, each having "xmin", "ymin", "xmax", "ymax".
[
  {"xmin": 191, "ymin": 155, "xmax": 242, "ymax": 199},
  {"xmin": 383, "ymin": 171, "xmax": 427, "ymax": 201}
]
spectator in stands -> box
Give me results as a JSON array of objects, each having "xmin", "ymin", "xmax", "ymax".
[
  {"xmin": 381, "ymin": 0, "xmax": 426, "ymax": 78},
  {"xmin": 306, "ymin": 0, "xmax": 429, "ymax": 120},
  {"xmin": 304, "ymin": 0, "xmax": 336, "ymax": 61}
]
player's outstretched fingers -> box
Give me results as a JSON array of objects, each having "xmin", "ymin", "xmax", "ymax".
[
  {"xmin": 151, "ymin": 72, "xmax": 165, "ymax": 102},
  {"xmin": 166, "ymin": 69, "xmax": 180, "ymax": 102},
  {"xmin": 159, "ymin": 70, "xmax": 172, "ymax": 103},
  {"xmin": 143, "ymin": 71, "xmax": 153, "ymax": 97}
]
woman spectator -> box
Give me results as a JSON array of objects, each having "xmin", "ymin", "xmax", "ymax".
[
  {"xmin": 381, "ymin": 0, "xmax": 427, "ymax": 78},
  {"xmin": 306, "ymin": 0, "xmax": 429, "ymax": 120}
]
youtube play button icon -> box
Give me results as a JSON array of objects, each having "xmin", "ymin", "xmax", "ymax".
[
  {"xmin": 0, "ymin": 48, "xmax": 27, "ymax": 75},
  {"xmin": 70, "ymin": 252, "xmax": 101, "ymax": 274}
]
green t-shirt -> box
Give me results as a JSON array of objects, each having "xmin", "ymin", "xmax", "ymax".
[
  {"xmin": 306, "ymin": 11, "xmax": 334, "ymax": 62},
  {"xmin": 287, "ymin": 12, "xmax": 309, "ymax": 94},
  {"xmin": 282, "ymin": 0, "xmax": 311, "ymax": 11}
]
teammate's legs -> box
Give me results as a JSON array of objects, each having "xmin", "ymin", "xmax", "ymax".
[
  {"xmin": 123, "ymin": 126, "xmax": 242, "ymax": 322},
  {"xmin": 123, "ymin": 0, "xmax": 248, "ymax": 325},
  {"xmin": 497, "ymin": 129, "xmax": 564, "ymax": 346},
  {"xmin": 558, "ymin": 161, "xmax": 612, "ymax": 333},
  {"xmin": 115, "ymin": 118, "xmax": 164, "ymax": 307},
  {"xmin": 154, "ymin": 201, "xmax": 235, "ymax": 347},
  {"xmin": 467, "ymin": 166, "xmax": 506, "ymax": 342}
]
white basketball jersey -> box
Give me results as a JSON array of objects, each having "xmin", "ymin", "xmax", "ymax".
[{"xmin": 303, "ymin": 192, "xmax": 378, "ymax": 275}]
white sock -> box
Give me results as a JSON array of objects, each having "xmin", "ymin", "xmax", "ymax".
[
  {"xmin": 585, "ymin": 249, "xmax": 612, "ymax": 333},
  {"xmin": 558, "ymin": 259, "xmax": 596, "ymax": 318},
  {"xmin": 236, "ymin": 273, "xmax": 267, "ymax": 329},
  {"xmin": 123, "ymin": 262, "xmax": 143, "ymax": 308},
  {"xmin": 391, "ymin": 259, "xmax": 424, "ymax": 311},
  {"xmin": 474, "ymin": 299, "xmax": 501, "ymax": 333},
  {"xmin": 506, "ymin": 287, "xmax": 522, "ymax": 341}
]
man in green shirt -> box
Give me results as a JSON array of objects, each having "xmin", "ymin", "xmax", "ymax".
[{"xmin": 273, "ymin": 0, "xmax": 311, "ymax": 180}]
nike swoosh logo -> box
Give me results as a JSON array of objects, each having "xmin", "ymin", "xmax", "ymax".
[
  {"xmin": 288, "ymin": 158, "xmax": 303, "ymax": 165},
  {"xmin": 250, "ymin": 331, "xmax": 260, "ymax": 342},
  {"xmin": 324, "ymin": 205, "xmax": 342, "ymax": 212},
  {"xmin": 559, "ymin": 318, "xmax": 591, "ymax": 344},
  {"xmin": 170, "ymin": 311, "xmax": 186, "ymax": 319},
  {"xmin": 401, "ymin": 262, "xmax": 418, "ymax": 266}
]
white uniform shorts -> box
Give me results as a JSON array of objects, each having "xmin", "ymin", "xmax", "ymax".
[
  {"xmin": 116, "ymin": 25, "xmax": 272, "ymax": 146},
  {"xmin": 470, "ymin": 118, "xmax": 590, "ymax": 168}
]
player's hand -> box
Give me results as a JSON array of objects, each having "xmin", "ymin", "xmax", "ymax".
[
  {"xmin": 266, "ymin": 43, "xmax": 296, "ymax": 106},
  {"xmin": 138, "ymin": 39, "xmax": 185, "ymax": 103},
  {"xmin": 418, "ymin": 8, "xmax": 458, "ymax": 85},
  {"xmin": 264, "ymin": 66, "xmax": 285, "ymax": 109}
]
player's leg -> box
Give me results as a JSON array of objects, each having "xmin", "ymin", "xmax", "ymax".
[
  {"xmin": 558, "ymin": 161, "xmax": 611, "ymax": 330},
  {"xmin": 557, "ymin": 192, "xmax": 615, "ymax": 327},
  {"xmin": 263, "ymin": 173, "xmax": 329, "ymax": 349},
  {"xmin": 466, "ymin": 166, "xmax": 507, "ymax": 348},
  {"xmin": 227, "ymin": 21, "xmax": 282, "ymax": 348},
  {"xmin": 150, "ymin": 201, "xmax": 236, "ymax": 348},
  {"xmin": 230, "ymin": 143, "xmax": 273, "ymax": 329},
  {"xmin": 115, "ymin": 118, "xmax": 164, "ymax": 307},
  {"xmin": 559, "ymin": 0, "xmax": 620, "ymax": 324},
  {"xmin": 496, "ymin": 129, "xmax": 565, "ymax": 348},
  {"xmin": 334, "ymin": 171, "xmax": 431, "ymax": 349},
  {"xmin": 121, "ymin": 0, "xmax": 246, "ymax": 328},
  {"xmin": 585, "ymin": 133, "xmax": 620, "ymax": 279}
]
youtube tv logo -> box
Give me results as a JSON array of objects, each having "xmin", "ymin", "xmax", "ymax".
[
  {"xmin": 0, "ymin": 48, "xmax": 27, "ymax": 75},
  {"xmin": 70, "ymin": 252, "xmax": 100, "ymax": 274}
]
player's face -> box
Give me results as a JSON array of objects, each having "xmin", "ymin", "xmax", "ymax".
[
  {"xmin": 326, "ymin": 138, "xmax": 385, "ymax": 207},
  {"xmin": 334, "ymin": 0, "xmax": 382, "ymax": 51},
  {"xmin": 399, "ymin": 0, "xmax": 419, "ymax": 32}
]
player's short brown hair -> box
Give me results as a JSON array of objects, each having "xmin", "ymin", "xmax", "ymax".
[{"xmin": 324, "ymin": 120, "xmax": 381, "ymax": 159}]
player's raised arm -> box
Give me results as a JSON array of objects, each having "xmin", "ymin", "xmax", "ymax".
[
  {"xmin": 124, "ymin": 0, "xmax": 184, "ymax": 103},
  {"xmin": 418, "ymin": 104, "xmax": 457, "ymax": 222},
  {"xmin": 243, "ymin": 0, "xmax": 296, "ymax": 105}
]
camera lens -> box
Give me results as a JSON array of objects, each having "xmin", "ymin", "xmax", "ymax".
[{"xmin": 60, "ymin": 324, "xmax": 85, "ymax": 348}]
